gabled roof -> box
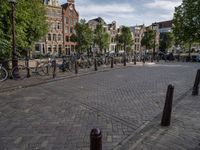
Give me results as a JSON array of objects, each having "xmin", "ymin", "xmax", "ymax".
[
  {"xmin": 61, "ymin": 3, "xmax": 79, "ymax": 16},
  {"xmin": 130, "ymin": 25, "xmax": 145, "ymax": 33},
  {"xmin": 61, "ymin": 3, "xmax": 68, "ymax": 8},
  {"xmin": 88, "ymin": 17, "xmax": 107, "ymax": 25},
  {"xmin": 157, "ymin": 20, "xmax": 172, "ymax": 28}
]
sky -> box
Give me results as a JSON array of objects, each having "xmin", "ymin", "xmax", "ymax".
[{"xmin": 59, "ymin": 0, "xmax": 182, "ymax": 26}]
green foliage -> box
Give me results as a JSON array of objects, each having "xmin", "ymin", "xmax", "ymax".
[
  {"xmin": 141, "ymin": 29, "xmax": 155, "ymax": 50},
  {"xmin": 0, "ymin": 0, "xmax": 48, "ymax": 59},
  {"xmin": 94, "ymin": 24, "xmax": 110, "ymax": 53},
  {"xmin": 173, "ymin": 0, "xmax": 200, "ymax": 45},
  {"xmin": 159, "ymin": 32, "xmax": 174, "ymax": 52},
  {"xmin": 73, "ymin": 19, "xmax": 93, "ymax": 54},
  {"xmin": 0, "ymin": 0, "xmax": 11, "ymax": 60},
  {"xmin": 117, "ymin": 26, "xmax": 133, "ymax": 53}
]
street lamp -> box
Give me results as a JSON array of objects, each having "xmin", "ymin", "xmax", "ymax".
[
  {"xmin": 152, "ymin": 23, "xmax": 157, "ymax": 62},
  {"xmin": 8, "ymin": 0, "xmax": 18, "ymax": 71}
]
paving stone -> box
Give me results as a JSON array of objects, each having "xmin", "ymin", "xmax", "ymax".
[{"xmin": 0, "ymin": 62, "xmax": 199, "ymax": 149}]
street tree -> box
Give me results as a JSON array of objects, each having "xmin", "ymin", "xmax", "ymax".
[
  {"xmin": 117, "ymin": 26, "xmax": 133, "ymax": 53},
  {"xmin": 141, "ymin": 28, "xmax": 155, "ymax": 51},
  {"xmin": 159, "ymin": 32, "xmax": 174, "ymax": 52},
  {"xmin": 0, "ymin": 0, "xmax": 48, "ymax": 60},
  {"xmin": 94, "ymin": 24, "xmax": 110, "ymax": 54},
  {"xmin": 173, "ymin": 0, "xmax": 200, "ymax": 59},
  {"xmin": 72, "ymin": 19, "xmax": 93, "ymax": 55}
]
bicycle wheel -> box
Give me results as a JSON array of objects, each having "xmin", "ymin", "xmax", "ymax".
[
  {"xmin": 42, "ymin": 65, "xmax": 54, "ymax": 76},
  {"xmin": 12, "ymin": 65, "xmax": 28, "ymax": 80},
  {"xmin": 36, "ymin": 66, "xmax": 46, "ymax": 76},
  {"xmin": 0, "ymin": 67, "xmax": 8, "ymax": 82}
]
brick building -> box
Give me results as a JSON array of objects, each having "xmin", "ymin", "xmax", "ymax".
[
  {"xmin": 61, "ymin": 0, "xmax": 79, "ymax": 55},
  {"xmin": 130, "ymin": 25, "xmax": 145, "ymax": 53},
  {"xmin": 88, "ymin": 17, "xmax": 118, "ymax": 53},
  {"xmin": 107, "ymin": 21, "xmax": 117, "ymax": 52},
  {"xmin": 35, "ymin": 0, "xmax": 63, "ymax": 56}
]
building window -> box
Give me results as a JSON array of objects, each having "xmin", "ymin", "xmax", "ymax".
[
  {"xmin": 58, "ymin": 34, "xmax": 62, "ymax": 41},
  {"xmin": 65, "ymin": 28, "xmax": 68, "ymax": 33},
  {"xmin": 48, "ymin": 46, "xmax": 52, "ymax": 53},
  {"xmin": 53, "ymin": 34, "xmax": 56, "ymax": 41},
  {"xmin": 35, "ymin": 44, "xmax": 40, "ymax": 52},
  {"xmin": 53, "ymin": 45, "xmax": 57, "ymax": 53},
  {"xmin": 54, "ymin": 23, "xmax": 57, "ymax": 30},
  {"xmin": 48, "ymin": 34, "xmax": 51, "ymax": 41},
  {"xmin": 59, "ymin": 45, "xmax": 62, "ymax": 55},
  {"xmin": 66, "ymin": 36, "xmax": 69, "ymax": 42},
  {"xmin": 70, "ymin": 19, "xmax": 73, "ymax": 26},
  {"xmin": 66, "ymin": 17, "xmax": 68, "ymax": 24},
  {"xmin": 70, "ymin": 28, "xmax": 73, "ymax": 34},
  {"xmin": 58, "ymin": 23, "xmax": 61, "ymax": 29},
  {"xmin": 69, "ymin": 11, "xmax": 72, "ymax": 17},
  {"xmin": 111, "ymin": 37, "xmax": 115, "ymax": 43},
  {"xmin": 74, "ymin": 19, "xmax": 77, "ymax": 25}
]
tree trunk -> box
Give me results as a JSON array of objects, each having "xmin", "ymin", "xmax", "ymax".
[{"xmin": 188, "ymin": 42, "xmax": 192, "ymax": 62}]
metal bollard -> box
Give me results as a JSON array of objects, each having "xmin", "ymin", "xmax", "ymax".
[
  {"xmin": 192, "ymin": 69, "xmax": 200, "ymax": 96},
  {"xmin": 52, "ymin": 60, "xmax": 56, "ymax": 78},
  {"xmin": 75, "ymin": 60, "xmax": 78, "ymax": 74},
  {"xmin": 111, "ymin": 57, "xmax": 114, "ymax": 68},
  {"xmin": 161, "ymin": 84, "xmax": 174, "ymax": 126},
  {"xmin": 134, "ymin": 55, "xmax": 136, "ymax": 65},
  {"xmin": 25, "ymin": 57, "xmax": 31, "ymax": 78},
  {"xmin": 94, "ymin": 58, "xmax": 97, "ymax": 71},
  {"xmin": 90, "ymin": 128, "xmax": 102, "ymax": 150},
  {"xmin": 123, "ymin": 55, "xmax": 126, "ymax": 66}
]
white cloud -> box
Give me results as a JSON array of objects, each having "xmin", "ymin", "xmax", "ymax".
[
  {"xmin": 145, "ymin": 0, "xmax": 182, "ymax": 11},
  {"xmin": 58, "ymin": 0, "xmax": 180, "ymax": 26},
  {"xmin": 77, "ymin": 3, "xmax": 135, "ymax": 15},
  {"xmin": 76, "ymin": 2, "xmax": 135, "ymax": 25}
]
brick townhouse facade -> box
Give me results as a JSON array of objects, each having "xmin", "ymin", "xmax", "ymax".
[
  {"xmin": 88, "ymin": 17, "xmax": 118, "ymax": 53},
  {"xmin": 62, "ymin": 0, "xmax": 79, "ymax": 55},
  {"xmin": 35, "ymin": 0, "xmax": 79, "ymax": 56},
  {"xmin": 130, "ymin": 25, "xmax": 146, "ymax": 53}
]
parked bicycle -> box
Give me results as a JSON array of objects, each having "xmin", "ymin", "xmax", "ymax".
[
  {"xmin": 42, "ymin": 57, "xmax": 57, "ymax": 78},
  {"xmin": 0, "ymin": 61, "xmax": 26, "ymax": 81},
  {"xmin": 58, "ymin": 56, "xmax": 72, "ymax": 72},
  {"xmin": 11, "ymin": 57, "xmax": 50, "ymax": 80},
  {"xmin": 0, "ymin": 64, "xmax": 8, "ymax": 82}
]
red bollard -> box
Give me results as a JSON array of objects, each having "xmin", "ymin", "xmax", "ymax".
[
  {"xmin": 161, "ymin": 84, "xmax": 174, "ymax": 126},
  {"xmin": 90, "ymin": 128, "xmax": 102, "ymax": 150}
]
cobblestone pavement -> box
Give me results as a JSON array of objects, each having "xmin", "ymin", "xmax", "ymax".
[
  {"xmin": 0, "ymin": 62, "xmax": 127, "ymax": 93},
  {"xmin": 0, "ymin": 62, "xmax": 199, "ymax": 150},
  {"xmin": 124, "ymin": 94, "xmax": 200, "ymax": 150}
]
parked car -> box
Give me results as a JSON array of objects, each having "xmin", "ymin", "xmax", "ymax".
[{"xmin": 195, "ymin": 53, "xmax": 200, "ymax": 62}]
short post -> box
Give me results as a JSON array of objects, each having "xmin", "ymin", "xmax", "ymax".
[
  {"xmin": 111, "ymin": 57, "xmax": 114, "ymax": 68},
  {"xmin": 94, "ymin": 58, "xmax": 97, "ymax": 71},
  {"xmin": 161, "ymin": 84, "xmax": 174, "ymax": 126},
  {"xmin": 123, "ymin": 54, "xmax": 126, "ymax": 66},
  {"xmin": 75, "ymin": 60, "xmax": 78, "ymax": 74},
  {"xmin": 142, "ymin": 57, "xmax": 145, "ymax": 65},
  {"xmin": 52, "ymin": 59, "xmax": 56, "ymax": 78},
  {"xmin": 157, "ymin": 55, "xmax": 159, "ymax": 62},
  {"xmin": 134, "ymin": 55, "xmax": 136, "ymax": 65},
  {"xmin": 90, "ymin": 128, "xmax": 102, "ymax": 150},
  {"xmin": 26, "ymin": 49, "xmax": 31, "ymax": 78},
  {"xmin": 192, "ymin": 69, "xmax": 200, "ymax": 96}
]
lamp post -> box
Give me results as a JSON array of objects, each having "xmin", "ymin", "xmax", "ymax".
[
  {"xmin": 8, "ymin": 0, "xmax": 18, "ymax": 71},
  {"xmin": 152, "ymin": 23, "xmax": 157, "ymax": 62}
]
